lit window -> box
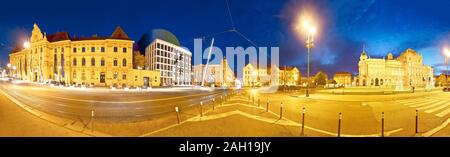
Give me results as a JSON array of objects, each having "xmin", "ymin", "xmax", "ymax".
[
  {"xmin": 91, "ymin": 58, "xmax": 95, "ymax": 66},
  {"xmin": 122, "ymin": 74, "xmax": 126, "ymax": 80},
  {"xmin": 122, "ymin": 59, "xmax": 127, "ymax": 67},
  {"xmin": 113, "ymin": 59, "xmax": 118, "ymax": 66},
  {"xmin": 113, "ymin": 72, "xmax": 118, "ymax": 79},
  {"xmin": 101, "ymin": 58, "xmax": 105, "ymax": 66}
]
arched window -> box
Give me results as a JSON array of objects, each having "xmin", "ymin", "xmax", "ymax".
[
  {"xmin": 101, "ymin": 58, "xmax": 105, "ymax": 66},
  {"xmin": 113, "ymin": 58, "xmax": 118, "ymax": 66},
  {"xmin": 122, "ymin": 58, "xmax": 127, "ymax": 67},
  {"xmin": 91, "ymin": 58, "xmax": 95, "ymax": 66},
  {"xmin": 82, "ymin": 58, "xmax": 86, "ymax": 66},
  {"xmin": 73, "ymin": 58, "xmax": 77, "ymax": 66}
]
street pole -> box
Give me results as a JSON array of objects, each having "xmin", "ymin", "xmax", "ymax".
[
  {"xmin": 212, "ymin": 98, "xmax": 215, "ymax": 110},
  {"xmin": 338, "ymin": 112, "xmax": 342, "ymax": 137},
  {"xmin": 381, "ymin": 112, "xmax": 385, "ymax": 137},
  {"xmin": 175, "ymin": 107, "xmax": 180, "ymax": 124},
  {"xmin": 301, "ymin": 107, "xmax": 305, "ymax": 135},
  {"xmin": 266, "ymin": 100, "xmax": 269, "ymax": 112},
  {"xmin": 91, "ymin": 110, "xmax": 94, "ymax": 132},
  {"xmin": 200, "ymin": 101, "xmax": 203, "ymax": 117},
  {"xmin": 415, "ymin": 110, "xmax": 419, "ymax": 134},
  {"xmin": 279, "ymin": 102, "xmax": 283, "ymax": 119}
]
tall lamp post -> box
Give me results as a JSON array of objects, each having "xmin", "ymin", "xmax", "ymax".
[
  {"xmin": 302, "ymin": 20, "xmax": 317, "ymax": 97},
  {"xmin": 444, "ymin": 48, "xmax": 450, "ymax": 87}
]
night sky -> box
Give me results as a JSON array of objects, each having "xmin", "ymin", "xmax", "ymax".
[{"xmin": 0, "ymin": 0, "xmax": 449, "ymax": 76}]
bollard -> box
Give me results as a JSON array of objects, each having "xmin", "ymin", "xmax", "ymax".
[
  {"xmin": 212, "ymin": 98, "xmax": 215, "ymax": 110},
  {"xmin": 338, "ymin": 112, "xmax": 342, "ymax": 137},
  {"xmin": 221, "ymin": 96, "xmax": 223, "ymax": 106},
  {"xmin": 266, "ymin": 100, "xmax": 270, "ymax": 112},
  {"xmin": 258, "ymin": 98, "xmax": 260, "ymax": 107},
  {"xmin": 175, "ymin": 107, "xmax": 180, "ymax": 124},
  {"xmin": 279, "ymin": 102, "xmax": 283, "ymax": 119},
  {"xmin": 200, "ymin": 101, "xmax": 203, "ymax": 117},
  {"xmin": 415, "ymin": 110, "xmax": 419, "ymax": 134},
  {"xmin": 252, "ymin": 96, "xmax": 255, "ymax": 104},
  {"xmin": 91, "ymin": 110, "xmax": 94, "ymax": 132},
  {"xmin": 301, "ymin": 107, "xmax": 305, "ymax": 135},
  {"xmin": 381, "ymin": 112, "xmax": 385, "ymax": 137}
]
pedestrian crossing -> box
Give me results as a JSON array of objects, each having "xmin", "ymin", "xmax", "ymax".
[{"xmin": 396, "ymin": 96, "xmax": 450, "ymax": 118}]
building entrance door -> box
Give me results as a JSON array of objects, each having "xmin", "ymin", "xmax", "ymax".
[
  {"xmin": 143, "ymin": 77, "xmax": 149, "ymax": 87},
  {"xmin": 100, "ymin": 73, "xmax": 106, "ymax": 83}
]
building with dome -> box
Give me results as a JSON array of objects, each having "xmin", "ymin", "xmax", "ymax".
[
  {"xmin": 139, "ymin": 29, "xmax": 192, "ymax": 86},
  {"xmin": 8, "ymin": 23, "xmax": 160, "ymax": 87},
  {"xmin": 355, "ymin": 47, "xmax": 434, "ymax": 90}
]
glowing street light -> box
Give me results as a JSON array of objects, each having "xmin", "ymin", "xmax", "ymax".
[
  {"xmin": 298, "ymin": 18, "xmax": 317, "ymax": 97},
  {"xmin": 23, "ymin": 41, "xmax": 30, "ymax": 49}
]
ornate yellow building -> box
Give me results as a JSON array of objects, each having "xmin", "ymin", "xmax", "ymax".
[
  {"xmin": 9, "ymin": 23, "xmax": 160, "ymax": 87},
  {"xmin": 193, "ymin": 58, "xmax": 235, "ymax": 87},
  {"xmin": 278, "ymin": 66, "xmax": 300, "ymax": 86},
  {"xmin": 356, "ymin": 48, "xmax": 434, "ymax": 89},
  {"xmin": 333, "ymin": 72, "xmax": 352, "ymax": 86}
]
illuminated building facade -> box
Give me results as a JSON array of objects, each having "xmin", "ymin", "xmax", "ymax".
[
  {"xmin": 243, "ymin": 64, "xmax": 279, "ymax": 87},
  {"xmin": 9, "ymin": 23, "xmax": 160, "ymax": 87},
  {"xmin": 144, "ymin": 38, "xmax": 192, "ymax": 86},
  {"xmin": 357, "ymin": 48, "xmax": 434, "ymax": 89},
  {"xmin": 333, "ymin": 72, "xmax": 352, "ymax": 86},
  {"xmin": 193, "ymin": 58, "xmax": 235, "ymax": 87},
  {"xmin": 278, "ymin": 66, "xmax": 300, "ymax": 86}
]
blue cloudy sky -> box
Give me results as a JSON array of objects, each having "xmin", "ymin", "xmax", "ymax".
[{"xmin": 0, "ymin": 0, "xmax": 449, "ymax": 75}]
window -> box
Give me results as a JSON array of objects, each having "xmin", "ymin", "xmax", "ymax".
[
  {"xmin": 123, "ymin": 48, "xmax": 127, "ymax": 53},
  {"xmin": 73, "ymin": 58, "xmax": 77, "ymax": 66},
  {"xmin": 101, "ymin": 58, "xmax": 105, "ymax": 66},
  {"xmin": 82, "ymin": 47, "xmax": 86, "ymax": 52},
  {"xmin": 101, "ymin": 47, "xmax": 105, "ymax": 52},
  {"xmin": 73, "ymin": 48, "xmax": 77, "ymax": 53},
  {"xmin": 122, "ymin": 73, "xmax": 126, "ymax": 80},
  {"xmin": 114, "ymin": 47, "xmax": 118, "ymax": 52},
  {"xmin": 113, "ymin": 59, "xmax": 118, "ymax": 66},
  {"xmin": 122, "ymin": 59, "xmax": 127, "ymax": 67},
  {"xmin": 91, "ymin": 47, "xmax": 95, "ymax": 52},
  {"xmin": 91, "ymin": 58, "xmax": 95, "ymax": 66},
  {"xmin": 62, "ymin": 48, "xmax": 64, "ymax": 52},
  {"xmin": 82, "ymin": 58, "xmax": 86, "ymax": 66},
  {"xmin": 113, "ymin": 72, "xmax": 118, "ymax": 79},
  {"xmin": 157, "ymin": 43, "xmax": 160, "ymax": 49}
]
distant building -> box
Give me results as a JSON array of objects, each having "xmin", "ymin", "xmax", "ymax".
[
  {"xmin": 435, "ymin": 74, "xmax": 450, "ymax": 87},
  {"xmin": 333, "ymin": 72, "xmax": 352, "ymax": 86},
  {"xmin": 9, "ymin": 23, "xmax": 160, "ymax": 87},
  {"xmin": 144, "ymin": 38, "xmax": 192, "ymax": 86},
  {"xmin": 243, "ymin": 64, "xmax": 278, "ymax": 87},
  {"xmin": 356, "ymin": 48, "xmax": 434, "ymax": 89},
  {"xmin": 193, "ymin": 58, "xmax": 235, "ymax": 87},
  {"xmin": 278, "ymin": 66, "xmax": 300, "ymax": 86}
]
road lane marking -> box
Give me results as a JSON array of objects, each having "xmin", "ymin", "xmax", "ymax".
[
  {"xmin": 422, "ymin": 117, "xmax": 450, "ymax": 137},
  {"xmin": 435, "ymin": 106, "xmax": 450, "ymax": 117},
  {"xmin": 409, "ymin": 99, "xmax": 442, "ymax": 108},
  {"xmin": 401, "ymin": 99, "xmax": 432, "ymax": 106},
  {"xmin": 425, "ymin": 103, "xmax": 450, "ymax": 113},
  {"xmin": 417, "ymin": 100, "xmax": 447, "ymax": 110}
]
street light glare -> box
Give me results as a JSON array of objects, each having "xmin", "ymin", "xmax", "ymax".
[
  {"xmin": 23, "ymin": 41, "xmax": 30, "ymax": 48},
  {"xmin": 444, "ymin": 48, "xmax": 450, "ymax": 57},
  {"xmin": 309, "ymin": 27, "xmax": 317, "ymax": 36}
]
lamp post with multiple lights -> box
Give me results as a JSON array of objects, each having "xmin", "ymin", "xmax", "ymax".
[{"xmin": 301, "ymin": 20, "xmax": 317, "ymax": 97}]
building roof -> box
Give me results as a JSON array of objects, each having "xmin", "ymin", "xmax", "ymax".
[
  {"xmin": 279, "ymin": 66, "xmax": 296, "ymax": 71},
  {"xmin": 334, "ymin": 72, "xmax": 352, "ymax": 75},
  {"xmin": 110, "ymin": 26, "xmax": 130, "ymax": 40},
  {"xmin": 47, "ymin": 32, "xmax": 70, "ymax": 42}
]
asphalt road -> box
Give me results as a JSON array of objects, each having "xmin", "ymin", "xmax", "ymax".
[{"xmin": 0, "ymin": 81, "xmax": 233, "ymax": 123}]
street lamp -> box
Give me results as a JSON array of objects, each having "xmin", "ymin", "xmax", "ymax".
[
  {"xmin": 444, "ymin": 48, "xmax": 450, "ymax": 87},
  {"xmin": 301, "ymin": 19, "xmax": 317, "ymax": 97},
  {"xmin": 252, "ymin": 71, "xmax": 258, "ymax": 88},
  {"xmin": 23, "ymin": 41, "xmax": 30, "ymax": 49}
]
